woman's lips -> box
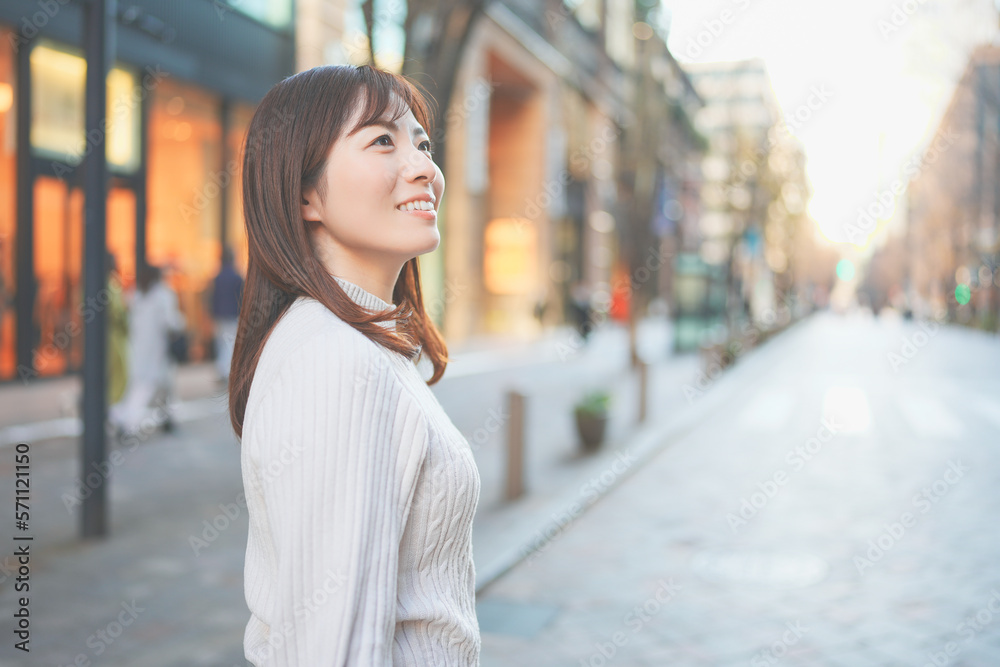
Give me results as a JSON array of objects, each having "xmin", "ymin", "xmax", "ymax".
[{"xmin": 397, "ymin": 207, "xmax": 437, "ymax": 220}]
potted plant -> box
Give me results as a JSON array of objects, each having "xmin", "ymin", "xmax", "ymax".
[{"xmin": 574, "ymin": 390, "xmax": 611, "ymax": 453}]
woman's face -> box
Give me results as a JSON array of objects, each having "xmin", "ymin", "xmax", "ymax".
[{"xmin": 301, "ymin": 99, "xmax": 444, "ymax": 277}]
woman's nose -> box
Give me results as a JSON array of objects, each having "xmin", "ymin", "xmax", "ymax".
[{"xmin": 401, "ymin": 145, "xmax": 437, "ymax": 182}]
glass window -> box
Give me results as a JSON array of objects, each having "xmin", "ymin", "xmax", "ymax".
[
  {"xmin": 32, "ymin": 177, "xmax": 84, "ymax": 377},
  {"xmin": 148, "ymin": 78, "xmax": 223, "ymax": 359},
  {"xmin": 29, "ymin": 41, "xmax": 140, "ymax": 173},
  {"xmin": 223, "ymin": 0, "xmax": 293, "ymax": 30},
  {"xmin": 106, "ymin": 68, "xmax": 141, "ymax": 173}
]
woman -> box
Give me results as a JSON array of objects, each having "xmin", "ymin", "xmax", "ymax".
[{"xmin": 229, "ymin": 65, "xmax": 481, "ymax": 665}]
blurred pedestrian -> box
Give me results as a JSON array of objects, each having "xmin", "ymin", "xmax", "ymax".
[
  {"xmin": 229, "ymin": 64, "xmax": 480, "ymax": 665},
  {"xmin": 570, "ymin": 280, "xmax": 595, "ymax": 342},
  {"xmin": 210, "ymin": 246, "xmax": 243, "ymax": 383},
  {"xmin": 106, "ymin": 252, "xmax": 128, "ymax": 406},
  {"xmin": 110, "ymin": 263, "xmax": 185, "ymax": 435},
  {"xmin": 609, "ymin": 265, "xmax": 631, "ymax": 324}
]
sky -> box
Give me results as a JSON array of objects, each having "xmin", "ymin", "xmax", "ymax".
[{"xmin": 664, "ymin": 0, "xmax": 998, "ymax": 248}]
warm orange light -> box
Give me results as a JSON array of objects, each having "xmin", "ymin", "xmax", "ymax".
[
  {"xmin": 483, "ymin": 217, "xmax": 537, "ymax": 295},
  {"xmin": 0, "ymin": 83, "xmax": 12, "ymax": 114}
]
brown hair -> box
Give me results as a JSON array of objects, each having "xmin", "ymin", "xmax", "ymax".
[{"xmin": 228, "ymin": 64, "xmax": 449, "ymax": 438}]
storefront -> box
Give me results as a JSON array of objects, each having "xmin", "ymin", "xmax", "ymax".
[{"xmin": 0, "ymin": 0, "xmax": 294, "ymax": 381}]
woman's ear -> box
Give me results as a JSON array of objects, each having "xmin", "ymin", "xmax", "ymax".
[{"xmin": 301, "ymin": 189, "xmax": 322, "ymax": 223}]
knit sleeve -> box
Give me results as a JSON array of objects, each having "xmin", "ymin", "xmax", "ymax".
[{"xmin": 247, "ymin": 327, "xmax": 428, "ymax": 666}]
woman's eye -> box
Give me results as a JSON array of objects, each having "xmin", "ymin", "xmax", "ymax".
[
  {"xmin": 419, "ymin": 140, "xmax": 434, "ymax": 154},
  {"xmin": 373, "ymin": 134, "xmax": 393, "ymax": 147}
]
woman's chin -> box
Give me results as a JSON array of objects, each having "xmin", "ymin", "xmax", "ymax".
[{"xmin": 414, "ymin": 231, "xmax": 441, "ymax": 256}]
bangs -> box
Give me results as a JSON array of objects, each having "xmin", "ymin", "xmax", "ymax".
[{"xmin": 345, "ymin": 68, "xmax": 435, "ymax": 139}]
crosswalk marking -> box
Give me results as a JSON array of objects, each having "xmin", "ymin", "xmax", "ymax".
[{"xmin": 822, "ymin": 385, "xmax": 872, "ymax": 435}]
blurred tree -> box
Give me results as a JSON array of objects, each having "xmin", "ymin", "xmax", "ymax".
[{"xmin": 361, "ymin": 0, "xmax": 492, "ymax": 178}]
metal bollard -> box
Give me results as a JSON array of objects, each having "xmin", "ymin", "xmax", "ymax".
[{"xmin": 505, "ymin": 390, "xmax": 526, "ymax": 501}]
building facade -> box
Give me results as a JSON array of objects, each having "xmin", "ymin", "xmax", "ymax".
[
  {"xmin": 684, "ymin": 58, "xmax": 823, "ymax": 343},
  {"xmin": 0, "ymin": 0, "xmax": 295, "ymax": 382},
  {"xmin": 907, "ymin": 44, "xmax": 1000, "ymax": 326},
  {"xmin": 0, "ymin": 0, "xmax": 711, "ymax": 383}
]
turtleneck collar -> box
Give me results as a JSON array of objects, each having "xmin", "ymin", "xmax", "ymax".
[{"xmin": 332, "ymin": 276, "xmax": 398, "ymax": 332}]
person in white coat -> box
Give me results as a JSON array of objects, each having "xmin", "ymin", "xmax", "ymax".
[{"xmin": 110, "ymin": 264, "xmax": 185, "ymax": 436}]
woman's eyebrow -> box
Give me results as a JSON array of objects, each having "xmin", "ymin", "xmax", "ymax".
[{"xmin": 351, "ymin": 118, "xmax": 428, "ymax": 139}]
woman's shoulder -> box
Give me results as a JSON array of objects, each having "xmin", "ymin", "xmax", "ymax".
[
  {"xmin": 260, "ymin": 296, "xmax": 379, "ymax": 367},
  {"xmin": 268, "ymin": 295, "xmax": 348, "ymax": 342},
  {"xmin": 247, "ymin": 297, "xmax": 400, "ymax": 410}
]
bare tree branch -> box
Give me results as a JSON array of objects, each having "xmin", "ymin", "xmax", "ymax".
[
  {"xmin": 362, "ymin": 0, "xmax": 376, "ymax": 65},
  {"xmin": 402, "ymin": 0, "xmax": 492, "ymax": 177}
]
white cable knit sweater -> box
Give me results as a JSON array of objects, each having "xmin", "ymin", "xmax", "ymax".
[{"xmin": 241, "ymin": 276, "xmax": 481, "ymax": 666}]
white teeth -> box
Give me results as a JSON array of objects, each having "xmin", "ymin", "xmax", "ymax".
[{"xmin": 398, "ymin": 201, "xmax": 433, "ymax": 211}]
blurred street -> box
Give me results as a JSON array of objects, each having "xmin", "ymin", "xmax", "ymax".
[{"xmin": 478, "ymin": 311, "xmax": 1000, "ymax": 666}]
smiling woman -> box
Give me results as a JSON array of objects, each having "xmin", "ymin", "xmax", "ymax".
[{"xmin": 229, "ymin": 65, "xmax": 481, "ymax": 666}]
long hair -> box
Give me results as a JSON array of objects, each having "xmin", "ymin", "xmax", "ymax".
[{"xmin": 228, "ymin": 64, "xmax": 450, "ymax": 438}]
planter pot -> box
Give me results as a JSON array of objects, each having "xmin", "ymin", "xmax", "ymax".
[{"xmin": 575, "ymin": 409, "xmax": 608, "ymax": 452}]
